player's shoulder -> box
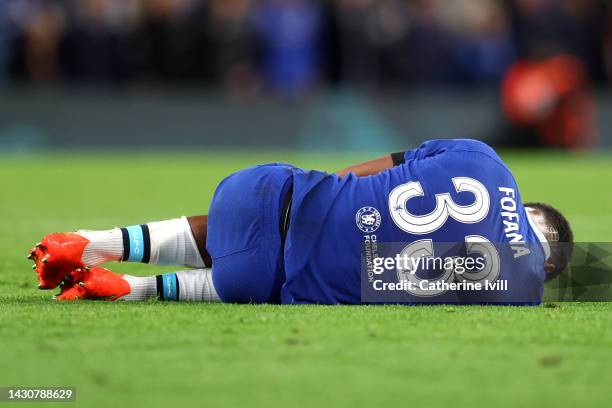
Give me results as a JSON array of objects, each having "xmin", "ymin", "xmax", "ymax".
[
  {"xmin": 409, "ymin": 138, "xmax": 507, "ymax": 168},
  {"xmin": 441, "ymin": 138, "xmax": 497, "ymax": 153},
  {"xmin": 421, "ymin": 138, "xmax": 500, "ymax": 157}
]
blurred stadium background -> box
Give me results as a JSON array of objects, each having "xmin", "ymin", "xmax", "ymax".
[{"xmin": 0, "ymin": 0, "xmax": 610, "ymax": 152}]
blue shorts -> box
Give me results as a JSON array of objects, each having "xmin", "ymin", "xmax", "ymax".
[{"xmin": 206, "ymin": 164, "xmax": 294, "ymax": 303}]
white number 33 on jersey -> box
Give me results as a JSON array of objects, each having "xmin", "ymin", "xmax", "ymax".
[{"xmin": 388, "ymin": 177, "xmax": 490, "ymax": 235}]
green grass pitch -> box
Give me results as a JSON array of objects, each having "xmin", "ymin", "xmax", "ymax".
[{"xmin": 0, "ymin": 150, "xmax": 611, "ymax": 408}]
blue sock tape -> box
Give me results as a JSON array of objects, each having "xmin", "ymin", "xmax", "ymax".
[
  {"xmin": 161, "ymin": 273, "xmax": 178, "ymax": 301},
  {"xmin": 126, "ymin": 225, "xmax": 144, "ymax": 262}
]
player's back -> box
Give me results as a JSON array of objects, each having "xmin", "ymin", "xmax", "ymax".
[{"xmin": 282, "ymin": 139, "xmax": 547, "ymax": 305}]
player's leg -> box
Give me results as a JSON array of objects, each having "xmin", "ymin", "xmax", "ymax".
[
  {"xmin": 30, "ymin": 215, "xmax": 211, "ymax": 289},
  {"xmin": 79, "ymin": 216, "xmax": 210, "ymax": 267},
  {"xmin": 31, "ymin": 162, "xmax": 293, "ymax": 303},
  {"xmin": 185, "ymin": 215, "xmax": 211, "ymax": 266},
  {"xmin": 56, "ymin": 266, "xmax": 220, "ymax": 302},
  {"xmin": 52, "ymin": 164, "xmax": 291, "ymax": 303}
]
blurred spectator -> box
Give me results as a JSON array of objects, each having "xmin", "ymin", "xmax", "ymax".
[
  {"xmin": 603, "ymin": 3, "xmax": 612, "ymax": 83},
  {"xmin": 252, "ymin": 0, "xmax": 324, "ymax": 98},
  {"xmin": 10, "ymin": 1, "xmax": 65, "ymax": 82},
  {"xmin": 60, "ymin": 0, "xmax": 120, "ymax": 82},
  {"xmin": 370, "ymin": 0, "xmax": 413, "ymax": 85},
  {"xmin": 206, "ymin": 0, "xmax": 259, "ymax": 95},
  {"xmin": 329, "ymin": 0, "xmax": 412, "ymax": 87},
  {"xmin": 0, "ymin": 2, "xmax": 15, "ymax": 84},
  {"xmin": 446, "ymin": 0, "xmax": 516, "ymax": 83},
  {"xmin": 510, "ymin": 0, "xmax": 607, "ymax": 82},
  {"xmin": 328, "ymin": 0, "xmax": 378, "ymax": 86},
  {"xmin": 126, "ymin": 0, "xmax": 205, "ymax": 82},
  {"xmin": 502, "ymin": 54, "xmax": 597, "ymax": 148},
  {"xmin": 403, "ymin": 0, "xmax": 453, "ymax": 84}
]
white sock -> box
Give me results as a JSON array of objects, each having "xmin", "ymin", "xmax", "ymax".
[
  {"xmin": 78, "ymin": 229, "xmax": 123, "ymax": 266},
  {"xmin": 176, "ymin": 269, "xmax": 220, "ymax": 302},
  {"xmin": 118, "ymin": 269, "xmax": 220, "ymax": 302},
  {"xmin": 77, "ymin": 216, "xmax": 204, "ymax": 268},
  {"xmin": 121, "ymin": 275, "xmax": 157, "ymax": 301}
]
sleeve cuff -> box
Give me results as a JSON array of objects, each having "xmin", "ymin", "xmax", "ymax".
[{"xmin": 390, "ymin": 151, "xmax": 406, "ymax": 166}]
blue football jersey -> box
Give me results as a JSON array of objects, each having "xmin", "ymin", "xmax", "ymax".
[{"xmin": 281, "ymin": 139, "xmax": 548, "ymax": 305}]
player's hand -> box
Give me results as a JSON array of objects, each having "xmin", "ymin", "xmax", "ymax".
[
  {"xmin": 27, "ymin": 233, "xmax": 88, "ymax": 289},
  {"xmin": 55, "ymin": 267, "xmax": 130, "ymax": 301}
]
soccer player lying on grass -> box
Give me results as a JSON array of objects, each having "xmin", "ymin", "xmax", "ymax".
[{"xmin": 28, "ymin": 139, "xmax": 573, "ymax": 304}]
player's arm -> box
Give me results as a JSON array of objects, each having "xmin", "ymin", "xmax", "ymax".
[{"xmin": 336, "ymin": 152, "xmax": 405, "ymax": 177}]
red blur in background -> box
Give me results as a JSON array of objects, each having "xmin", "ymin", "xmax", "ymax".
[{"xmin": 502, "ymin": 55, "xmax": 597, "ymax": 149}]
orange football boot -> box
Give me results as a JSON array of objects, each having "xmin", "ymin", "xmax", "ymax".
[
  {"xmin": 56, "ymin": 267, "xmax": 131, "ymax": 301},
  {"xmin": 28, "ymin": 233, "xmax": 90, "ymax": 289}
]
